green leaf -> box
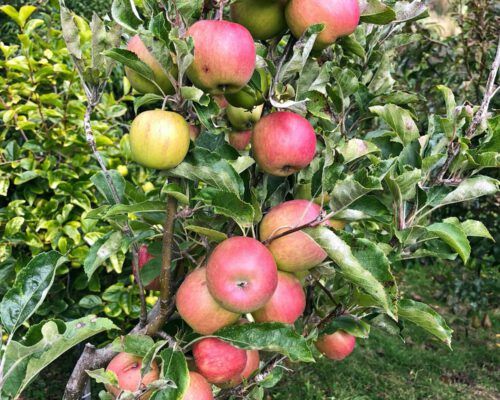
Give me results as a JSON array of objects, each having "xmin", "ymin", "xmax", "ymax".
[
  {"xmin": 436, "ymin": 176, "xmax": 498, "ymax": 206},
  {"xmin": 91, "ymin": 170, "xmax": 125, "ymax": 204},
  {"xmin": 180, "ymin": 86, "xmax": 209, "ymax": 105},
  {"xmin": 320, "ymin": 315, "xmax": 370, "ymax": 338},
  {"xmin": 0, "ymin": 5, "xmax": 21, "ymax": 27},
  {"xmin": 141, "ymin": 340, "xmax": 168, "ymax": 377},
  {"xmin": 0, "ymin": 251, "xmax": 66, "ymax": 333},
  {"xmin": 398, "ymin": 299, "xmax": 452, "ymax": 346},
  {"xmin": 5, "ymin": 216, "xmax": 24, "ymax": 237},
  {"xmin": 111, "ymin": 0, "xmax": 143, "ymax": 31},
  {"xmin": 215, "ymin": 323, "xmax": 314, "ymax": 362},
  {"xmin": 86, "ymin": 369, "xmax": 119, "ymax": 386},
  {"xmin": 426, "ymin": 222, "xmax": 471, "ymax": 263},
  {"xmin": 305, "ymin": 227, "xmax": 395, "ymax": 319},
  {"xmin": 337, "ymin": 138, "xmax": 379, "ymax": 163},
  {"xmin": 18, "ymin": 5, "xmax": 37, "ymax": 27},
  {"xmin": 370, "ymin": 104, "xmax": 420, "ymax": 145},
  {"xmin": 360, "ymin": 0, "xmax": 396, "ymax": 24},
  {"xmin": 106, "ymin": 201, "xmax": 166, "ymax": 216},
  {"xmin": 169, "ymin": 148, "xmax": 244, "ymax": 196},
  {"xmin": 195, "ymin": 188, "xmax": 255, "ymax": 228},
  {"xmin": 151, "ymin": 348, "xmax": 190, "ymax": 400},
  {"xmin": 436, "ymin": 85, "xmax": 456, "ymax": 121},
  {"xmin": 185, "ymin": 225, "xmax": 228, "ymax": 243},
  {"xmin": 84, "ymin": 231, "xmax": 123, "ymax": 279},
  {"xmin": 104, "ymin": 48, "xmax": 154, "ymax": 81},
  {"xmin": 134, "ymin": 93, "xmax": 164, "ymax": 113},
  {"xmin": 111, "ymin": 334, "xmax": 155, "ymax": 357},
  {"xmin": 2, "ymin": 317, "xmax": 118, "ymax": 397},
  {"xmin": 161, "ymin": 183, "xmax": 189, "ymax": 205},
  {"xmin": 460, "ymin": 220, "xmax": 494, "ymax": 241},
  {"xmin": 60, "ymin": 6, "xmax": 82, "ymax": 59},
  {"xmin": 394, "ymin": 0, "xmax": 429, "ymax": 23}
]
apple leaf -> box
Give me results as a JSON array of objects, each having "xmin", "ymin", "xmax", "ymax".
[
  {"xmin": 369, "ymin": 104, "xmax": 420, "ymax": 145},
  {"xmin": 398, "ymin": 299, "xmax": 452, "ymax": 346},
  {"xmin": 185, "ymin": 225, "xmax": 228, "ymax": 243},
  {"xmin": 84, "ymin": 231, "xmax": 123, "ymax": 279},
  {"xmin": 1, "ymin": 316, "xmax": 118, "ymax": 398},
  {"xmin": 434, "ymin": 176, "xmax": 499, "ymax": 207},
  {"xmin": 169, "ymin": 148, "xmax": 244, "ymax": 197},
  {"xmin": 0, "ymin": 251, "xmax": 66, "ymax": 334},
  {"xmin": 305, "ymin": 227, "xmax": 396, "ymax": 319},
  {"xmin": 150, "ymin": 348, "xmax": 189, "ymax": 400},
  {"xmin": 104, "ymin": 48, "xmax": 154, "ymax": 81},
  {"xmin": 426, "ymin": 222, "xmax": 471, "ymax": 263},
  {"xmin": 105, "ymin": 201, "xmax": 166, "ymax": 216},
  {"xmin": 91, "ymin": 170, "xmax": 126, "ymax": 205},
  {"xmin": 111, "ymin": 0, "xmax": 143, "ymax": 31},
  {"xmin": 359, "ymin": 0, "xmax": 396, "ymax": 24},
  {"xmin": 111, "ymin": 334, "xmax": 155, "ymax": 357},
  {"xmin": 214, "ymin": 323, "xmax": 314, "ymax": 363},
  {"xmin": 320, "ymin": 315, "xmax": 371, "ymax": 338}
]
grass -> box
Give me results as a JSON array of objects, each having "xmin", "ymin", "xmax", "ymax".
[{"xmin": 270, "ymin": 265, "xmax": 499, "ymax": 400}]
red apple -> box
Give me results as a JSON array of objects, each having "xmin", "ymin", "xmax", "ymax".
[
  {"xmin": 225, "ymin": 349, "xmax": 260, "ymax": 388},
  {"xmin": 259, "ymin": 200, "xmax": 328, "ymax": 272},
  {"xmin": 252, "ymin": 111, "xmax": 316, "ymax": 176},
  {"xmin": 285, "ymin": 0, "xmax": 360, "ymax": 50},
  {"xmin": 206, "ymin": 237, "xmax": 278, "ymax": 313},
  {"xmin": 315, "ymin": 330, "xmax": 356, "ymax": 361},
  {"xmin": 176, "ymin": 268, "xmax": 240, "ymax": 335},
  {"xmin": 184, "ymin": 371, "xmax": 214, "ymax": 400},
  {"xmin": 189, "ymin": 124, "xmax": 201, "ymax": 141},
  {"xmin": 252, "ymin": 271, "xmax": 306, "ymax": 324},
  {"xmin": 228, "ymin": 130, "xmax": 252, "ymax": 151},
  {"xmin": 231, "ymin": 0, "xmax": 287, "ymax": 40},
  {"xmin": 105, "ymin": 353, "xmax": 159, "ymax": 399},
  {"xmin": 193, "ymin": 338, "xmax": 247, "ymax": 385},
  {"xmin": 135, "ymin": 245, "xmax": 159, "ymax": 291},
  {"xmin": 126, "ymin": 35, "xmax": 176, "ymax": 95},
  {"xmin": 187, "ymin": 20, "xmax": 256, "ymax": 94}
]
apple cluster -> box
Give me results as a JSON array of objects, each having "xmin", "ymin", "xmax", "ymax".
[{"xmin": 109, "ymin": 0, "xmax": 361, "ymax": 398}]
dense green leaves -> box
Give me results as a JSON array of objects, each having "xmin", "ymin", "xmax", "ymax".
[
  {"xmin": 0, "ymin": 251, "xmax": 66, "ymax": 333},
  {"xmin": 215, "ymin": 323, "xmax": 314, "ymax": 362}
]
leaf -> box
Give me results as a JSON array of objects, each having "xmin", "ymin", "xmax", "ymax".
[
  {"xmin": 84, "ymin": 231, "xmax": 123, "ymax": 279},
  {"xmin": 215, "ymin": 323, "xmax": 314, "ymax": 362},
  {"xmin": 141, "ymin": 340, "xmax": 168, "ymax": 377},
  {"xmin": 426, "ymin": 222, "xmax": 471, "ymax": 263},
  {"xmin": 5, "ymin": 216, "xmax": 24, "ymax": 237},
  {"xmin": 111, "ymin": 334, "xmax": 155, "ymax": 357},
  {"xmin": 0, "ymin": 251, "xmax": 66, "ymax": 333},
  {"xmin": 18, "ymin": 5, "xmax": 37, "ymax": 27},
  {"xmin": 437, "ymin": 176, "xmax": 498, "ymax": 206},
  {"xmin": 2, "ymin": 316, "xmax": 118, "ymax": 398},
  {"xmin": 394, "ymin": 0, "xmax": 429, "ymax": 23},
  {"xmin": 134, "ymin": 93, "xmax": 164, "ymax": 113},
  {"xmin": 398, "ymin": 299, "xmax": 452, "ymax": 346},
  {"xmin": 460, "ymin": 220, "xmax": 494, "ymax": 241},
  {"xmin": 91, "ymin": 170, "xmax": 125, "ymax": 204},
  {"xmin": 104, "ymin": 48, "xmax": 154, "ymax": 81},
  {"xmin": 370, "ymin": 104, "xmax": 420, "ymax": 145},
  {"xmin": 185, "ymin": 225, "xmax": 228, "ymax": 243},
  {"xmin": 180, "ymin": 86, "xmax": 209, "ymax": 105},
  {"xmin": 60, "ymin": 6, "xmax": 82, "ymax": 59},
  {"xmin": 169, "ymin": 148, "xmax": 244, "ymax": 196},
  {"xmin": 105, "ymin": 201, "xmax": 166, "ymax": 216},
  {"xmin": 320, "ymin": 315, "xmax": 370, "ymax": 338},
  {"xmin": 86, "ymin": 369, "xmax": 119, "ymax": 386},
  {"xmin": 161, "ymin": 183, "xmax": 189, "ymax": 205},
  {"xmin": 111, "ymin": 0, "xmax": 143, "ymax": 31},
  {"xmin": 305, "ymin": 227, "xmax": 395, "ymax": 319},
  {"xmin": 359, "ymin": 0, "xmax": 396, "ymax": 24},
  {"xmin": 151, "ymin": 348, "xmax": 189, "ymax": 400},
  {"xmin": 195, "ymin": 188, "xmax": 255, "ymax": 228},
  {"xmin": 337, "ymin": 139, "xmax": 379, "ymax": 163}
]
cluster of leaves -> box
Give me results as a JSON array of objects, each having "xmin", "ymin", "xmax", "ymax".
[
  {"xmin": 0, "ymin": 3, "xmax": 151, "ymax": 329},
  {"xmin": 0, "ymin": 0, "xmax": 498, "ymax": 399}
]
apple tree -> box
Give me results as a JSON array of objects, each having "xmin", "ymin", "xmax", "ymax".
[{"xmin": 0, "ymin": 0, "xmax": 498, "ymax": 399}]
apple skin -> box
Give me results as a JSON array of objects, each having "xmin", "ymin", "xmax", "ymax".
[
  {"xmin": 189, "ymin": 124, "xmax": 201, "ymax": 141},
  {"xmin": 252, "ymin": 111, "xmax": 317, "ymax": 177},
  {"xmin": 231, "ymin": 0, "xmax": 287, "ymax": 40},
  {"xmin": 227, "ymin": 104, "xmax": 263, "ymax": 131},
  {"xmin": 225, "ymin": 69, "xmax": 269, "ymax": 109},
  {"xmin": 176, "ymin": 268, "xmax": 240, "ymax": 335},
  {"xmin": 206, "ymin": 236, "xmax": 278, "ymax": 313},
  {"xmin": 228, "ymin": 130, "xmax": 252, "ymax": 151},
  {"xmin": 214, "ymin": 95, "xmax": 229, "ymax": 109},
  {"xmin": 184, "ymin": 371, "xmax": 214, "ymax": 400},
  {"xmin": 129, "ymin": 110, "xmax": 190, "ymax": 170},
  {"xmin": 260, "ymin": 200, "xmax": 329, "ymax": 272},
  {"xmin": 126, "ymin": 35, "xmax": 176, "ymax": 96},
  {"xmin": 193, "ymin": 338, "xmax": 247, "ymax": 385},
  {"xmin": 224, "ymin": 349, "xmax": 260, "ymax": 388},
  {"xmin": 252, "ymin": 271, "xmax": 306, "ymax": 324},
  {"xmin": 285, "ymin": 0, "xmax": 360, "ymax": 50},
  {"xmin": 315, "ymin": 330, "xmax": 356, "ymax": 361},
  {"xmin": 135, "ymin": 245, "xmax": 160, "ymax": 291},
  {"xmin": 105, "ymin": 353, "xmax": 159, "ymax": 399},
  {"xmin": 187, "ymin": 20, "xmax": 256, "ymax": 95}
]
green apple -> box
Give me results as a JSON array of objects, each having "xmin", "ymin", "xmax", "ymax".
[
  {"xmin": 226, "ymin": 104, "xmax": 263, "ymax": 131},
  {"xmin": 130, "ymin": 110, "xmax": 190, "ymax": 170},
  {"xmin": 231, "ymin": 0, "xmax": 287, "ymax": 40},
  {"xmin": 225, "ymin": 68, "xmax": 270, "ymax": 109}
]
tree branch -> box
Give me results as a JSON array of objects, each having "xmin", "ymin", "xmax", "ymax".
[{"xmin": 434, "ymin": 37, "xmax": 500, "ymax": 183}]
